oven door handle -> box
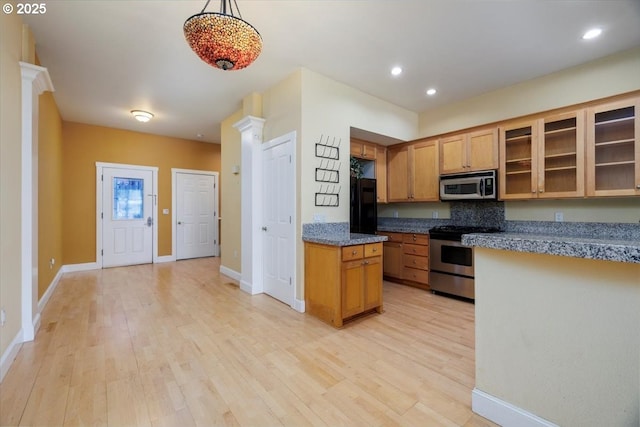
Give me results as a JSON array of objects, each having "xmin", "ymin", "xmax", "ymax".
[{"xmin": 479, "ymin": 179, "xmax": 484, "ymax": 197}]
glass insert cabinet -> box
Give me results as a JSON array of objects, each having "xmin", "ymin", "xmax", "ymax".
[{"xmin": 499, "ymin": 96, "xmax": 639, "ymax": 199}]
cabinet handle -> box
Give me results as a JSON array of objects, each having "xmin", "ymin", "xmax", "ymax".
[
  {"xmin": 352, "ymin": 250, "xmax": 358, "ymax": 255},
  {"xmin": 413, "ymin": 260, "xmax": 417, "ymax": 264},
  {"xmin": 372, "ymin": 248, "xmax": 377, "ymax": 252},
  {"xmin": 636, "ymin": 184, "xmax": 640, "ymax": 189},
  {"xmin": 539, "ymin": 189, "xmax": 544, "ymax": 193}
]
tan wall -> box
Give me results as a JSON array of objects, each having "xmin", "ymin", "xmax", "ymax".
[
  {"xmin": 38, "ymin": 91, "xmax": 64, "ymax": 299},
  {"xmin": 61, "ymin": 122, "xmax": 221, "ymax": 263},
  {"xmin": 220, "ymin": 109, "xmax": 244, "ymax": 274},
  {"xmin": 0, "ymin": 10, "xmax": 24, "ymax": 358},
  {"xmin": 475, "ymin": 248, "xmax": 640, "ymax": 426}
]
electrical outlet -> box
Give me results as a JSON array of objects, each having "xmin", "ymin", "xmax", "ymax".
[
  {"xmin": 393, "ymin": 210, "xmax": 399, "ymax": 218},
  {"xmin": 432, "ymin": 211, "xmax": 439, "ymax": 219},
  {"xmin": 313, "ymin": 214, "xmax": 326, "ymax": 223},
  {"xmin": 0, "ymin": 308, "xmax": 6, "ymax": 326},
  {"xmin": 555, "ymin": 212, "xmax": 564, "ymax": 222},
  {"xmin": 234, "ymin": 250, "xmax": 238, "ymax": 258}
]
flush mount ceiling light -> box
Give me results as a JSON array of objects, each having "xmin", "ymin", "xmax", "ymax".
[
  {"xmin": 184, "ymin": 0, "xmax": 262, "ymax": 71},
  {"xmin": 582, "ymin": 28, "xmax": 602, "ymax": 40},
  {"xmin": 426, "ymin": 88, "xmax": 437, "ymax": 96},
  {"xmin": 131, "ymin": 110, "xmax": 154, "ymax": 123}
]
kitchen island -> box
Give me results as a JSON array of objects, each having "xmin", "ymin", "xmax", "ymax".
[
  {"xmin": 303, "ymin": 225, "xmax": 388, "ymax": 328},
  {"xmin": 463, "ymin": 231, "xmax": 640, "ymax": 427}
]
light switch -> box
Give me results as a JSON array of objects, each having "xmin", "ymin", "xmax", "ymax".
[{"xmin": 163, "ymin": 208, "xmax": 169, "ymax": 215}]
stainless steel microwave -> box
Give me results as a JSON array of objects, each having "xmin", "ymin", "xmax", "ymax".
[{"xmin": 440, "ymin": 170, "xmax": 497, "ymax": 201}]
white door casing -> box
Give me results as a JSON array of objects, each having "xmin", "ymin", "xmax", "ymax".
[
  {"xmin": 174, "ymin": 170, "xmax": 218, "ymax": 260},
  {"xmin": 96, "ymin": 163, "xmax": 158, "ymax": 268},
  {"xmin": 262, "ymin": 133, "xmax": 296, "ymax": 307}
]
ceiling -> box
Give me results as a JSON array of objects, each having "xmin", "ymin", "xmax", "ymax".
[{"xmin": 24, "ymin": 1, "xmax": 640, "ymax": 144}]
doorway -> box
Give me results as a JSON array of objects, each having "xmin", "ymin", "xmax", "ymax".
[
  {"xmin": 96, "ymin": 163, "xmax": 158, "ymax": 268},
  {"xmin": 172, "ymin": 169, "xmax": 219, "ymax": 260}
]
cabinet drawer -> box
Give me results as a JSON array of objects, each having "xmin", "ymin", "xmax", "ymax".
[
  {"xmin": 342, "ymin": 245, "xmax": 364, "ymax": 261},
  {"xmin": 378, "ymin": 232, "xmax": 403, "ymax": 243},
  {"xmin": 403, "ymin": 254, "xmax": 429, "ymax": 270},
  {"xmin": 403, "ymin": 243, "xmax": 429, "ymax": 256},
  {"xmin": 402, "ymin": 233, "xmax": 429, "ymax": 245},
  {"xmin": 402, "ymin": 267, "xmax": 429, "ymax": 284},
  {"xmin": 364, "ymin": 242, "xmax": 383, "ymax": 258}
]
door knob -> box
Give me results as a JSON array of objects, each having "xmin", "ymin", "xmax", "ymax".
[
  {"xmin": 146, "ymin": 216, "xmax": 153, "ymax": 227},
  {"xmin": 178, "ymin": 221, "xmax": 182, "ymax": 225},
  {"xmin": 262, "ymin": 226, "xmax": 268, "ymax": 231}
]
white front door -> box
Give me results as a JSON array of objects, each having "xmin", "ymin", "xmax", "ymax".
[
  {"xmin": 262, "ymin": 134, "xmax": 295, "ymax": 306},
  {"xmin": 176, "ymin": 172, "xmax": 218, "ymax": 260},
  {"xmin": 102, "ymin": 167, "xmax": 154, "ymax": 267}
]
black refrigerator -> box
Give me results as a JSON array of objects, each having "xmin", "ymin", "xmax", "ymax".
[{"xmin": 350, "ymin": 177, "xmax": 377, "ymax": 234}]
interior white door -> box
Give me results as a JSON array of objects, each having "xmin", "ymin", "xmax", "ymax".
[
  {"xmin": 102, "ymin": 167, "xmax": 154, "ymax": 267},
  {"xmin": 176, "ymin": 172, "xmax": 217, "ymax": 260},
  {"xmin": 262, "ymin": 135, "xmax": 295, "ymax": 306}
]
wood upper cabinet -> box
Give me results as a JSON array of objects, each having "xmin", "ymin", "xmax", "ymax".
[
  {"xmin": 440, "ymin": 128, "xmax": 498, "ymax": 174},
  {"xmin": 305, "ymin": 242, "xmax": 383, "ymax": 328},
  {"xmin": 351, "ymin": 138, "xmax": 377, "ymax": 160},
  {"xmin": 387, "ymin": 139, "xmax": 439, "ymax": 202},
  {"xmin": 586, "ymin": 98, "xmax": 640, "ymax": 197},
  {"xmin": 500, "ymin": 110, "xmax": 590, "ymax": 200},
  {"xmin": 375, "ymin": 146, "xmax": 388, "ymax": 203}
]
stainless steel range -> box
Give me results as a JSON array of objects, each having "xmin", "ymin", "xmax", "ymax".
[{"xmin": 429, "ymin": 225, "xmax": 501, "ymax": 300}]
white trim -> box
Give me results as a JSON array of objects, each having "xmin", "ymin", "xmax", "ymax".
[
  {"xmin": 19, "ymin": 62, "xmax": 54, "ymax": 343},
  {"xmin": 96, "ymin": 162, "xmax": 159, "ymax": 268},
  {"xmin": 171, "ymin": 168, "xmax": 220, "ymax": 261},
  {"xmin": 37, "ymin": 267, "xmax": 64, "ymax": 314},
  {"xmin": 472, "ymin": 388, "xmax": 559, "ymax": 427},
  {"xmin": 155, "ymin": 255, "xmax": 175, "ymax": 264},
  {"xmin": 220, "ymin": 265, "xmax": 241, "ymax": 281},
  {"xmin": 62, "ymin": 262, "xmax": 100, "ymax": 273},
  {"xmin": 233, "ymin": 116, "xmax": 266, "ymax": 295},
  {"xmin": 0, "ymin": 330, "xmax": 24, "ymax": 383},
  {"xmin": 293, "ymin": 298, "xmax": 305, "ymax": 313}
]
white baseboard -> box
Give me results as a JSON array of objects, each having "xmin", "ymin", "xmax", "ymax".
[
  {"xmin": 472, "ymin": 388, "xmax": 558, "ymax": 427},
  {"xmin": 220, "ymin": 265, "xmax": 241, "ymax": 281},
  {"xmin": 38, "ymin": 266, "xmax": 64, "ymax": 313},
  {"xmin": 293, "ymin": 298, "xmax": 305, "ymax": 313},
  {"xmin": 155, "ymin": 255, "xmax": 175, "ymax": 263},
  {"xmin": 239, "ymin": 279, "xmax": 254, "ymax": 294},
  {"xmin": 62, "ymin": 262, "xmax": 99, "ymax": 273},
  {"xmin": 0, "ymin": 329, "xmax": 24, "ymax": 383}
]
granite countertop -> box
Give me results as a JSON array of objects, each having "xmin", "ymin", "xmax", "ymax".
[
  {"xmin": 376, "ymin": 225, "xmax": 432, "ymax": 234},
  {"xmin": 462, "ymin": 232, "xmax": 640, "ymax": 264},
  {"xmin": 303, "ymin": 233, "xmax": 388, "ymax": 247}
]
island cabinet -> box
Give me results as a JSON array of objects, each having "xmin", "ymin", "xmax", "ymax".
[
  {"xmin": 387, "ymin": 139, "xmax": 439, "ymax": 202},
  {"xmin": 499, "ymin": 110, "xmax": 586, "ymax": 199},
  {"xmin": 439, "ymin": 127, "xmax": 498, "ymax": 175},
  {"xmin": 304, "ymin": 242, "xmax": 383, "ymax": 328},
  {"xmin": 586, "ymin": 97, "xmax": 640, "ymax": 196}
]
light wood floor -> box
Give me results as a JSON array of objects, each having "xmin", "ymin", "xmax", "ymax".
[{"xmin": 0, "ymin": 257, "xmax": 497, "ymax": 427}]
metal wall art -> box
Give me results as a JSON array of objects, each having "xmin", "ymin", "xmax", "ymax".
[{"xmin": 314, "ymin": 135, "xmax": 341, "ymax": 206}]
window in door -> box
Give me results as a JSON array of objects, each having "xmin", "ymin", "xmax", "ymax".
[{"xmin": 113, "ymin": 177, "xmax": 144, "ymax": 220}]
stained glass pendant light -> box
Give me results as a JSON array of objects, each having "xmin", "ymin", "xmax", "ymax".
[{"xmin": 184, "ymin": 0, "xmax": 262, "ymax": 71}]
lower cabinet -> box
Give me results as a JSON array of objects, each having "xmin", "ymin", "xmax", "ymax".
[
  {"xmin": 305, "ymin": 241, "xmax": 383, "ymax": 328},
  {"xmin": 378, "ymin": 231, "xmax": 430, "ymax": 290}
]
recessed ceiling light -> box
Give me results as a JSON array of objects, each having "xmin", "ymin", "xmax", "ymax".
[
  {"xmin": 131, "ymin": 110, "xmax": 154, "ymax": 122},
  {"xmin": 391, "ymin": 66, "xmax": 403, "ymax": 76},
  {"xmin": 582, "ymin": 28, "xmax": 602, "ymax": 40},
  {"xmin": 426, "ymin": 88, "xmax": 437, "ymax": 96}
]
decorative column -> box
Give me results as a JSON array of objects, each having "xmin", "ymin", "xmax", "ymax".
[
  {"xmin": 19, "ymin": 62, "xmax": 54, "ymax": 341},
  {"xmin": 233, "ymin": 116, "xmax": 265, "ymax": 295}
]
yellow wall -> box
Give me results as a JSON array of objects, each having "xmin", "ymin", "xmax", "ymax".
[
  {"xmin": 38, "ymin": 91, "xmax": 64, "ymax": 299},
  {"xmin": 61, "ymin": 122, "xmax": 221, "ymax": 263},
  {"xmin": 0, "ymin": 10, "xmax": 24, "ymax": 358},
  {"xmin": 220, "ymin": 109, "xmax": 244, "ymax": 274}
]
